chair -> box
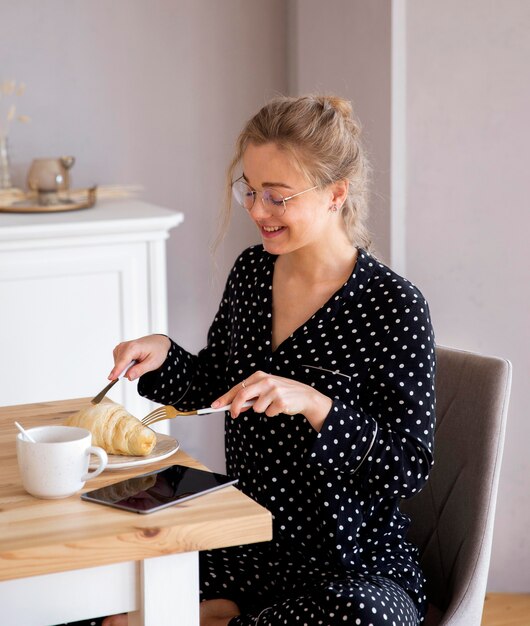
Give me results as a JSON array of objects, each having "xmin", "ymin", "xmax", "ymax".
[{"xmin": 400, "ymin": 345, "xmax": 512, "ymax": 625}]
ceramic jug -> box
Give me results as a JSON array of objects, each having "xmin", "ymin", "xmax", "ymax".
[{"xmin": 27, "ymin": 156, "xmax": 75, "ymax": 205}]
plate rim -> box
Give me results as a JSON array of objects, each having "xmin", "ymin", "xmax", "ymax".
[{"xmin": 89, "ymin": 433, "xmax": 180, "ymax": 471}]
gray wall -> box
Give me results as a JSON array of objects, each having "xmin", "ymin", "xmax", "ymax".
[
  {"xmin": 405, "ymin": 0, "xmax": 530, "ymax": 592},
  {"xmin": 290, "ymin": 0, "xmax": 530, "ymax": 592},
  {"xmin": 2, "ymin": 0, "xmax": 528, "ymax": 592},
  {"xmin": 289, "ymin": 0, "xmax": 392, "ymax": 263}
]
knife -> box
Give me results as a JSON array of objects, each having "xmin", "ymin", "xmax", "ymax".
[{"xmin": 91, "ymin": 360, "xmax": 136, "ymax": 405}]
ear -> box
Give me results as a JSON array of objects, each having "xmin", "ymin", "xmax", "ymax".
[{"xmin": 329, "ymin": 179, "xmax": 349, "ymax": 209}]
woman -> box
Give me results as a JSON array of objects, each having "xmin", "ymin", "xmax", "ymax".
[{"xmin": 105, "ymin": 95, "xmax": 436, "ymax": 626}]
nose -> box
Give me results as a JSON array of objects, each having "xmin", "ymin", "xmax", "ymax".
[{"xmin": 248, "ymin": 192, "xmax": 273, "ymax": 218}]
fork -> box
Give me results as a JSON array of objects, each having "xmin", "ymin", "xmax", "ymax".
[{"xmin": 141, "ymin": 401, "xmax": 255, "ymax": 427}]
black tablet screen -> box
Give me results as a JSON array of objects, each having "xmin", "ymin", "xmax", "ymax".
[{"xmin": 81, "ymin": 465, "xmax": 238, "ymax": 514}]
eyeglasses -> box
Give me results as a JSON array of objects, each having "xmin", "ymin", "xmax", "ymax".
[{"xmin": 232, "ymin": 177, "xmax": 318, "ymax": 216}]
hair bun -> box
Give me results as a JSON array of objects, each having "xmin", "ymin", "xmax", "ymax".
[
  {"xmin": 321, "ymin": 95, "xmax": 353, "ymax": 119},
  {"xmin": 318, "ymin": 95, "xmax": 361, "ymax": 135}
]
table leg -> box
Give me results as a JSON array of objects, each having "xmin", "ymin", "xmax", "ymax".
[{"xmin": 129, "ymin": 551, "xmax": 200, "ymax": 626}]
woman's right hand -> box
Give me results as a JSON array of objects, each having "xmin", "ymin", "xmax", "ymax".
[{"xmin": 108, "ymin": 334, "xmax": 172, "ymax": 382}]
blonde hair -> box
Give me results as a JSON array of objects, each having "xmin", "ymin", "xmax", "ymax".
[{"xmin": 216, "ymin": 94, "xmax": 372, "ymax": 251}]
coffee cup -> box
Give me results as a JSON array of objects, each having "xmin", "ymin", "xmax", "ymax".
[{"xmin": 16, "ymin": 425, "xmax": 108, "ymax": 499}]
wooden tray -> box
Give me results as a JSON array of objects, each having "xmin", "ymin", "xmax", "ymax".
[{"xmin": 0, "ymin": 186, "xmax": 97, "ymax": 213}]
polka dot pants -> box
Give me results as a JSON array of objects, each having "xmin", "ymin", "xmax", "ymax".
[{"xmin": 200, "ymin": 544, "xmax": 422, "ymax": 626}]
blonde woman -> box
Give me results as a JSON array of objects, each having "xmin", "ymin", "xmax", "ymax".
[{"xmin": 105, "ymin": 95, "xmax": 436, "ymax": 626}]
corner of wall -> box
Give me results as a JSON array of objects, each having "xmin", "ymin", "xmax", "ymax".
[{"xmin": 390, "ymin": 0, "xmax": 407, "ymax": 275}]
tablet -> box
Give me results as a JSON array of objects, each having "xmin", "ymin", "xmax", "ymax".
[{"xmin": 81, "ymin": 464, "xmax": 238, "ymax": 514}]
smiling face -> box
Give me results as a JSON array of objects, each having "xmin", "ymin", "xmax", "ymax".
[{"xmin": 241, "ymin": 142, "xmax": 346, "ymax": 256}]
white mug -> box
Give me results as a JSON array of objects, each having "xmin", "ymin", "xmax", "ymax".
[{"xmin": 16, "ymin": 425, "xmax": 108, "ymax": 499}]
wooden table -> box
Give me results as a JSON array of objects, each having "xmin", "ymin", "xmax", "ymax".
[{"xmin": 0, "ymin": 398, "xmax": 272, "ymax": 626}]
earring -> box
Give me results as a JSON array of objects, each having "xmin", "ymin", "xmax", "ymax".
[{"xmin": 329, "ymin": 204, "xmax": 338, "ymax": 212}]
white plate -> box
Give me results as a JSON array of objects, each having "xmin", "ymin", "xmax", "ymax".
[{"xmin": 89, "ymin": 433, "xmax": 180, "ymax": 471}]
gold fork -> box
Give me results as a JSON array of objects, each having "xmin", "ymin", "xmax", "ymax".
[{"xmin": 142, "ymin": 401, "xmax": 255, "ymax": 427}]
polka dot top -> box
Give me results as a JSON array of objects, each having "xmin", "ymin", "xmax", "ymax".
[{"xmin": 138, "ymin": 245, "xmax": 436, "ymax": 595}]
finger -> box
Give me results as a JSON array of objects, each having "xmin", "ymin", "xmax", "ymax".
[
  {"xmin": 109, "ymin": 352, "xmax": 143, "ymax": 381},
  {"xmin": 109, "ymin": 358, "xmax": 138, "ymax": 381},
  {"xmin": 264, "ymin": 398, "xmax": 287, "ymax": 417},
  {"xmin": 109, "ymin": 340, "xmax": 151, "ymax": 380},
  {"xmin": 229, "ymin": 378, "xmax": 272, "ymax": 418},
  {"xmin": 252, "ymin": 390, "xmax": 278, "ymax": 416},
  {"xmin": 212, "ymin": 371, "xmax": 262, "ymax": 408},
  {"xmin": 213, "ymin": 371, "xmax": 270, "ymax": 415},
  {"xmin": 109, "ymin": 335, "xmax": 172, "ymax": 381},
  {"xmin": 124, "ymin": 356, "xmax": 165, "ymax": 381},
  {"xmin": 108, "ymin": 349, "xmax": 135, "ymax": 380},
  {"xmin": 212, "ymin": 382, "xmax": 243, "ymax": 409}
]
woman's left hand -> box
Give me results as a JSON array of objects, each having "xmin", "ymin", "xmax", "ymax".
[{"xmin": 212, "ymin": 371, "xmax": 333, "ymax": 432}]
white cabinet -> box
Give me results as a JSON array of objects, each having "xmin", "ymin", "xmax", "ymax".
[{"xmin": 0, "ymin": 200, "xmax": 183, "ymax": 423}]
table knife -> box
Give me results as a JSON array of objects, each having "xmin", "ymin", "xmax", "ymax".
[{"xmin": 91, "ymin": 360, "xmax": 136, "ymax": 405}]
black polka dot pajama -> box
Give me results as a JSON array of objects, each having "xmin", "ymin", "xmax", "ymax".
[{"xmin": 139, "ymin": 246, "xmax": 436, "ymax": 625}]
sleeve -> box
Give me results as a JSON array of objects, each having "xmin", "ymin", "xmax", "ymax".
[
  {"xmin": 137, "ymin": 268, "xmax": 234, "ymax": 411},
  {"xmin": 308, "ymin": 297, "xmax": 436, "ymax": 499}
]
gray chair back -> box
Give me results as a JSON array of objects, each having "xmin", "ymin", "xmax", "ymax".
[{"xmin": 400, "ymin": 345, "xmax": 512, "ymax": 625}]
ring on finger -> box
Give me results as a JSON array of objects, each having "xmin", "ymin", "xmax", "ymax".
[{"xmin": 241, "ymin": 380, "xmax": 247, "ymax": 389}]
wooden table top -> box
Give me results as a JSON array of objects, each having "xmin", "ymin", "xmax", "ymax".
[{"xmin": 0, "ymin": 398, "xmax": 272, "ymax": 582}]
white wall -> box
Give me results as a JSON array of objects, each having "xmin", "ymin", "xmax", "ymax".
[{"xmin": 405, "ymin": 0, "xmax": 530, "ymax": 591}]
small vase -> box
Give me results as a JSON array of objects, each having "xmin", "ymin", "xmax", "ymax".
[{"xmin": 0, "ymin": 135, "xmax": 12, "ymax": 189}]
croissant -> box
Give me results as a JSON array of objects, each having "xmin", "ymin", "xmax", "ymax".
[{"xmin": 66, "ymin": 402, "xmax": 156, "ymax": 456}]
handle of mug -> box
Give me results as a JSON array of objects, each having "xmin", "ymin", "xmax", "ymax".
[{"xmin": 82, "ymin": 446, "xmax": 108, "ymax": 481}]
